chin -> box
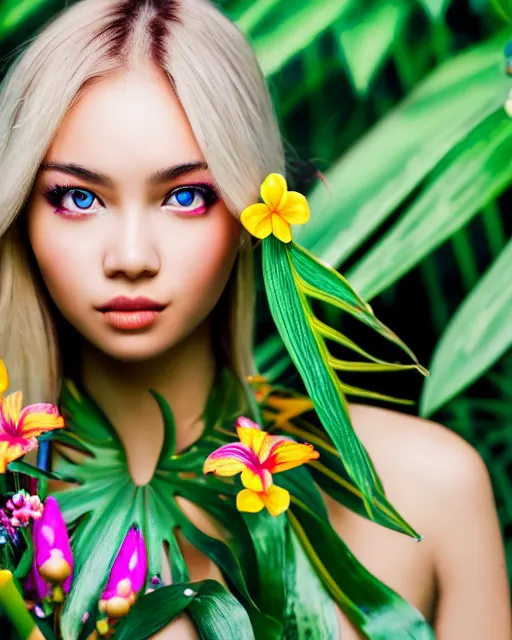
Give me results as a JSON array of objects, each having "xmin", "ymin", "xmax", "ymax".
[{"xmin": 89, "ymin": 332, "xmax": 184, "ymax": 363}]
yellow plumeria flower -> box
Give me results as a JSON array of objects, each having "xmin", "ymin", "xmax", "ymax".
[
  {"xmin": 0, "ymin": 359, "xmax": 8, "ymax": 397},
  {"xmin": 240, "ymin": 173, "xmax": 310, "ymax": 243}
]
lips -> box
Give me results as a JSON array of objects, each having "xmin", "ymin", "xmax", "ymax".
[{"xmin": 96, "ymin": 296, "xmax": 166, "ymax": 312}]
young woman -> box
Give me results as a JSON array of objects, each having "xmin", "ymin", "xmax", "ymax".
[{"xmin": 0, "ymin": 0, "xmax": 509, "ymax": 638}]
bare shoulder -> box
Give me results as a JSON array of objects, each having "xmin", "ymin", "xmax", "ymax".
[
  {"xmin": 347, "ymin": 402, "xmax": 490, "ymax": 502},
  {"xmin": 346, "ymin": 402, "xmax": 511, "ymax": 640}
]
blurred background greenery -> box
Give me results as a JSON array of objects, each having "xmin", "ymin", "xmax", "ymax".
[{"xmin": 0, "ymin": 0, "xmax": 510, "ymax": 582}]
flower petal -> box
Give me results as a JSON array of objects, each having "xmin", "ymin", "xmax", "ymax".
[
  {"xmin": 240, "ymin": 203, "xmax": 272, "ymax": 239},
  {"xmin": 0, "ymin": 440, "xmax": 35, "ymax": 474},
  {"xmin": 0, "ymin": 360, "xmax": 8, "ymax": 395},
  {"xmin": 278, "ymin": 191, "xmax": 310, "ymax": 225},
  {"xmin": 241, "ymin": 467, "xmax": 273, "ymax": 492},
  {"xmin": 260, "ymin": 174, "xmax": 287, "ymax": 210},
  {"xmin": 236, "ymin": 489, "xmax": 265, "ymax": 513},
  {"xmin": 2, "ymin": 392, "xmax": 23, "ymax": 428},
  {"xmin": 235, "ymin": 416, "xmax": 262, "ymax": 430},
  {"xmin": 266, "ymin": 441, "xmax": 319, "ymax": 473},
  {"xmin": 236, "ymin": 426, "xmax": 270, "ymax": 458},
  {"xmin": 203, "ymin": 443, "xmax": 255, "ymax": 476},
  {"xmin": 17, "ymin": 404, "xmax": 64, "ymax": 439},
  {"xmin": 262, "ymin": 485, "xmax": 290, "ymax": 516},
  {"xmin": 271, "ymin": 213, "xmax": 292, "ymax": 243}
]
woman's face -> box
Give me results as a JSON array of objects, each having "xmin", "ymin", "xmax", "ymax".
[{"xmin": 26, "ymin": 65, "xmax": 241, "ymax": 362}]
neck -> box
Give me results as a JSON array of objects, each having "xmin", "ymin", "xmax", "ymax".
[{"xmin": 79, "ymin": 319, "xmax": 218, "ymax": 486}]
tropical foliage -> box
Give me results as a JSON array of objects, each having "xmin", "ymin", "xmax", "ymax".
[{"xmin": 0, "ymin": 0, "xmax": 509, "ymax": 596}]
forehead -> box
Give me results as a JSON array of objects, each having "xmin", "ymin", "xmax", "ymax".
[{"xmin": 44, "ymin": 66, "xmax": 202, "ymax": 172}]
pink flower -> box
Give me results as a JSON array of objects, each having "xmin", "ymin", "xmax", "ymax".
[
  {"xmin": 6, "ymin": 491, "xmax": 44, "ymax": 527},
  {"xmin": 99, "ymin": 527, "xmax": 147, "ymax": 619},
  {"xmin": 28, "ymin": 497, "xmax": 73, "ymax": 602}
]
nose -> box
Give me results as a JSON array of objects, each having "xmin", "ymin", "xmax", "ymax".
[{"xmin": 103, "ymin": 209, "xmax": 160, "ymax": 281}]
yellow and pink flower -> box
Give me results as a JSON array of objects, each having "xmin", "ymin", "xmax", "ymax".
[
  {"xmin": 0, "ymin": 359, "xmax": 65, "ymax": 473},
  {"xmin": 203, "ymin": 416, "xmax": 319, "ymax": 516}
]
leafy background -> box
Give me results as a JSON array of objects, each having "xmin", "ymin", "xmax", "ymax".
[{"xmin": 0, "ymin": 0, "xmax": 510, "ymax": 583}]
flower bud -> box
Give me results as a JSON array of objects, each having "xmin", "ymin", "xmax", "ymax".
[
  {"xmin": 99, "ymin": 527, "xmax": 147, "ymax": 619},
  {"xmin": 28, "ymin": 497, "xmax": 73, "ymax": 600}
]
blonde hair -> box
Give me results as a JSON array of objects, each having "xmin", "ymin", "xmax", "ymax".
[{"xmin": 0, "ymin": 0, "xmax": 285, "ymax": 404}]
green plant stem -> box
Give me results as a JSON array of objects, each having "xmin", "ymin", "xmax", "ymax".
[
  {"xmin": 419, "ymin": 256, "xmax": 449, "ymax": 334},
  {"xmin": 482, "ymin": 200, "xmax": 507, "ymax": 258},
  {"xmin": 451, "ymin": 228, "xmax": 480, "ymax": 291}
]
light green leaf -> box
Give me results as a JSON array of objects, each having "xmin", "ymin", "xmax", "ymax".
[
  {"xmin": 490, "ymin": 0, "xmax": 512, "ymax": 22},
  {"xmin": 340, "ymin": 0, "xmax": 410, "ymax": 95},
  {"xmin": 347, "ymin": 110, "xmax": 512, "ymax": 300},
  {"xmin": 420, "ymin": 237, "xmax": 512, "ymax": 416},
  {"xmin": 419, "ymin": 0, "xmax": 451, "ymax": 20},
  {"xmin": 0, "ymin": 0, "xmax": 47, "ymax": 37},
  {"xmin": 295, "ymin": 34, "xmax": 511, "ymax": 266},
  {"xmin": 251, "ymin": 0, "xmax": 356, "ymax": 77}
]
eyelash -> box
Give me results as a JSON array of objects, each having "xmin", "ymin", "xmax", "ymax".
[{"xmin": 43, "ymin": 183, "xmax": 219, "ymax": 217}]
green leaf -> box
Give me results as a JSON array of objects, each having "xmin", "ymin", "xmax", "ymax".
[
  {"xmin": 7, "ymin": 460, "xmax": 67, "ymax": 481},
  {"xmin": 288, "ymin": 501, "xmax": 435, "ymax": 639},
  {"xmin": 0, "ymin": 0, "xmax": 48, "ymax": 38},
  {"xmin": 347, "ymin": 110, "xmax": 512, "ymax": 300},
  {"xmin": 340, "ymin": 0, "xmax": 410, "ymax": 96},
  {"xmin": 418, "ymin": 0, "xmax": 451, "ymax": 20},
  {"xmin": 250, "ymin": 0, "xmax": 356, "ymax": 77},
  {"xmin": 490, "ymin": 0, "xmax": 512, "ymax": 22},
  {"xmin": 115, "ymin": 583, "xmax": 195, "ymax": 640},
  {"xmin": 284, "ymin": 528, "xmax": 339, "ymax": 639},
  {"xmin": 420, "ymin": 237, "xmax": 512, "ymax": 416},
  {"xmin": 295, "ymin": 34, "xmax": 511, "ymax": 266},
  {"xmin": 262, "ymin": 236, "xmax": 420, "ymax": 537},
  {"xmin": 187, "ymin": 580, "xmax": 256, "ymax": 640},
  {"xmin": 151, "ymin": 389, "xmax": 177, "ymax": 464}
]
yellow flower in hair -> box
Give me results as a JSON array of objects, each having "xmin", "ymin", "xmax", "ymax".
[{"xmin": 240, "ymin": 173, "xmax": 310, "ymax": 243}]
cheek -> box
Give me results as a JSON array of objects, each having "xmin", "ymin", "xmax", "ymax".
[
  {"xmin": 27, "ymin": 212, "xmax": 91, "ymax": 311},
  {"xmin": 169, "ymin": 210, "xmax": 240, "ymax": 315}
]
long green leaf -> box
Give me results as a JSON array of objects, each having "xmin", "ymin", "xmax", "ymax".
[
  {"xmin": 262, "ymin": 236, "xmax": 420, "ymax": 536},
  {"xmin": 347, "ymin": 110, "xmax": 512, "ymax": 300},
  {"xmin": 288, "ymin": 501, "xmax": 435, "ymax": 639},
  {"xmin": 251, "ymin": 0, "xmax": 356, "ymax": 76},
  {"xmin": 420, "ymin": 237, "xmax": 512, "ymax": 416},
  {"xmin": 295, "ymin": 34, "xmax": 511, "ymax": 266},
  {"xmin": 284, "ymin": 529, "xmax": 339, "ymax": 638},
  {"xmin": 340, "ymin": 0, "xmax": 410, "ymax": 96}
]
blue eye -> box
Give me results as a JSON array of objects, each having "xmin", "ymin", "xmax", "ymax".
[
  {"xmin": 45, "ymin": 184, "xmax": 101, "ymax": 216},
  {"xmin": 165, "ymin": 185, "xmax": 219, "ymax": 216},
  {"xmin": 71, "ymin": 189, "xmax": 94, "ymax": 209},
  {"xmin": 175, "ymin": 189, "xmax": 195, "ymax": 206}
]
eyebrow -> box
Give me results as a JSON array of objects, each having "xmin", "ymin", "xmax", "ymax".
[{"xmin": 38, "ymin": 160, "xmax": 209, "ymax": 187}]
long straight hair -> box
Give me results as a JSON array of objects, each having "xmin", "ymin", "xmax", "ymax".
[{"xmin": 0, "ymin": 0, "xmax": 285, "ymax": 404}]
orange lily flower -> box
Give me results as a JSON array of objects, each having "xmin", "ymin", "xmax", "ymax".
[
  {"xmin": 240, "ymin": 173, "xmax": 310, "ymax": 243},
  {"xmin": 0, "ymin": 379, "xmax": 65, "ymax": 473},
  {"xmin": 203, "ymin": 416, "xmax": 319, "ymax": 516}
]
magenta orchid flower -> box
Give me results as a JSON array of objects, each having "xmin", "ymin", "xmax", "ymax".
[
  {"xmin": 28, "ymin": 497, "xmax": 74, "ymax": 602},
  {"xmin": 203, "ymin": 416, "xmax": 319, "ymax": 516},
  {"xmin": 99, "ymin": 527, "xmax": 147, "ymax": 619}
]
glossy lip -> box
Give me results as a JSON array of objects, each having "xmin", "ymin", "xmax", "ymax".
[
  {"xmin": 101, "ymin": 310, "xmax": 162, "ymax": 330},
  {"xmin": 96, "ymin": 296, "xmax": 166, "ymax": 312}
]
